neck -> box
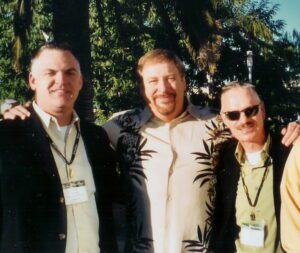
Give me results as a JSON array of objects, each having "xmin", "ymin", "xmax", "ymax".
[
  {"xmin": 34, "ymin": 102, "xmax": 74, "ymax": 126},
  {"xmin": 155, "ymin": 114, "xmax": 178, "ymax": 122},
  {"xmin": 240, "ymin": 134, "xmax": 267, "ymax": 153},
  {"xmin": 151, "ymin": 101, "xmax": 186, "ymax": 123},
  {"xmin": 241, "ymin": 142, "xmax": 264, "ymax": 153},
  {"xmin": 54, "ymin": 111, "xmax": 73, "ymax": 126}
]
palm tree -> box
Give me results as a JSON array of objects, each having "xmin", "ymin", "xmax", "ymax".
[
  {"xmin": 52, "ymin": 0, "xmax": 93, "ymax": 121},
  {"xmin": 10, "ymin": 0, "xmax": 286, "ymax": 119},
  {"xmin": 12, "ymin": 0, "xmax": 33, "ymax": 72},
  {"xmin": 172, "ymin": 0, "xmax": 283, "ymax": 79}
]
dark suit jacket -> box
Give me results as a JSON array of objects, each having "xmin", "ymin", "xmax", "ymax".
[
  {"xmin": 211, "ymin": 133, "xmax": 290, "ymax": 253},
  {"xmin": 0, "ymin": 107, "xmax": 117, "ymax": 253}
]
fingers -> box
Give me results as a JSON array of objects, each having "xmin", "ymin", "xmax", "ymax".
[
  {"xmin": 281, "ymin": 128, "xmax": 287, "ymax": 136},
  {"xmin": 281, "ymin": 122, "xmax": 300, "ymax": 147},
  {"xmin": 3, "ymin": 105, "xmax": 31, "ymax": 120},
  {"xmin": 24, "ymin": 101, "xmax": 32, "ymax": 108}
]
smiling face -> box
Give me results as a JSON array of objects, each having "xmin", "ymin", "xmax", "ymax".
[
  {"xmin": 140, "ymin": 60, "xmax": 186, "ymax": 122},
  {"xmin": 221, "ymin": 87, "xmax": 266, "ymax": 150},
  {"xmin": 29, "ymin": 48, "xmax": 83, "ymax": 118}
]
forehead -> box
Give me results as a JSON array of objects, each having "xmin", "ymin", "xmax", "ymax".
[
  {"xmin": 221, "ymin": 87, "xmax": 260, "ymax": 110},
  {"xmin": 141, "ymin": 60, "xmax": 180, "ymax": 77},
  {"xmin": 31, "ymin": 49, "xmax": 80, "ymax": 72}
]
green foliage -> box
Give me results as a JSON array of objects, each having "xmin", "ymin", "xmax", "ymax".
[
  {"xmin": 0, "ymin": 0, "xmax": 52, "ymax": 103},
  {"xmin": 89, "ymin": 0, "xmax": 200, "ymax": 118},
  {"xmin": 0, "ymin": 0, "xmax": 299, "ymax": 126},
  {"xmin": 90, "ymin": 0, "xmax": 145, "ymax": 119},
  {"xmin": 197, "ymin": 0, "xmax": 300, "ymax": 125},
  {"xmin": 0, "ymin": 2, "xmax": 25, "ymax": 101}
]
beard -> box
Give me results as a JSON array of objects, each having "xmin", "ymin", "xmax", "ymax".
[{"xmin": 154, "ymin": 94, "xmax": 176, "ymax": 115}]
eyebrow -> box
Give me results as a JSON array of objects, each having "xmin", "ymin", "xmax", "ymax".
[
  {"xmin": 42, "ymin": 67, "xmax": 79, "ymax": 72},
  {"xmin": 65, "ymin": 67, "xmax": 79, "ymax": 72}
]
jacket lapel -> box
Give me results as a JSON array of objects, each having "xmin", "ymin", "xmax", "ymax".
[{"xmin": 26, "ymin": 106, "xmax": 62, "ymax": 186}]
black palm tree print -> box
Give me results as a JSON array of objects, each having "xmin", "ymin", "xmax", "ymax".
[
  {"xmin": 125, "ymin": 136, "xmax": 157, "ymax": 185},
  {"xmin": 131, "ymin": 221, "xmax": 154, "ymax": 253},
  {"xmin": 126, "ymin": 195, "xmax": 154, "ymax": 253},
  {"xmin": 192, "ymin": 139, "xmax": 215, "ymax": 187},
  {"xmin": 116, "ymin": 110, "xmax": 155, "ymax": 251},
  {"xmin": 116, "ymin": 110, "xmax": 157, "ymax": 185},
  {"xmin": 183, "ymin": 224, "xmax": 211, "ymax": 252},
  {"xmin": 192, "ymin": 119, "xmax": 230, "ymax": 188},
  {"xmin": 186, "ymin": 119, "xmax": 230, "ymax": 251}
]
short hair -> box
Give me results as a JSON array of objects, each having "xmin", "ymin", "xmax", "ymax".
[
  {"xmin": 221, "ymin": 81, "xmax": 260, "ymax": 99},
  {"xmin": 30, "ymin": 42, "xmax": 80, "ymax": 72},
  {"xmin": 137, "ymin": 49, "xmax": 186, "ymax": 85}
]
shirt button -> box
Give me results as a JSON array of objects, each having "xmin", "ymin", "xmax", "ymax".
[
  {"xmin": 58, "ymin": 233, "xmax": 66, "ymax": 240},
  {"xmin": 60, "ymin": 197, "xmax": 64, "ymax": 204}
]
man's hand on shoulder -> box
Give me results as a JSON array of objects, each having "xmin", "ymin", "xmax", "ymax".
[
  {"xmin": 281, "ymin": 121, "xmax": 300, "ymax": 146},
  {"xmin": 3, "ymin": 101, "xmax": 31, "ymax": 120}
]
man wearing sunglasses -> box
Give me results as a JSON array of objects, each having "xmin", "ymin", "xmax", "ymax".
[
  {"xmin": 2, "ymin": 51, "xmax": 300, "ymax": 253},
  {"xmin": 212, "ymin": 81, "xmax": 292, "ymax": 253}
]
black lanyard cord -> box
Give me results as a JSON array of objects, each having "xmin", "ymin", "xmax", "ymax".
[
  {"xmin": 241, "ymin": 157, "xmax": 272, "ymax": 209},
  {"xmin": 46, "ymin": 123, "xmax": 80, "ymax": 165}
]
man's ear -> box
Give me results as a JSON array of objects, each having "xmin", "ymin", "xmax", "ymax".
[
  {"xmin": 28, "ymin": 72, "xmax": 36, "ymax": 91},
  {"xmin": 78, "ymin": 74, "xmax": 84, "ymax": 91},
  {"xmin": 260, "ymin": 101, "xmax": 266, "ymax": 120},
  {"xmin": 182, "ymin": 76, "xmax": 187, "ymax": 92},
  {"xmin": 220, "ymin": 113, "xmax": 229, "ymax": 127}
]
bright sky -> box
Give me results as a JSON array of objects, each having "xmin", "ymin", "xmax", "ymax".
[{"xmin": 270, "ymin": 0, "xmax": 300, "ymax": 34}]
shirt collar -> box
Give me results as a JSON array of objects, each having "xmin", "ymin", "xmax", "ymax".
[
  {"xmin": 33, "ymin": 101, "xmax": 79, "ymax": 130},
  {"xmin": 235, "ymin": 134, "xmax": 271, "ymax": 165}
]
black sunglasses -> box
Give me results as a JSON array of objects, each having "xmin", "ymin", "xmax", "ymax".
[{"xmin": 223, "ymin": 104, "xmax": 260, "ymax": 121}]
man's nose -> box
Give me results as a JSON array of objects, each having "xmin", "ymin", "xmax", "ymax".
[
  {"xmin": 239, "ymin": 112, "xmax": 249, "ymax": 124},
  {"xmin": 55, "ymin": 72, "xmax": 68, "ymax": 84},
  {"xmin": 157, "ymin": 79, "xmax": 170, "ymax": 92}
]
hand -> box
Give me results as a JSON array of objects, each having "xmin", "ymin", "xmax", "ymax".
[
  {"xmin": 3, "ymin": 102, "xmax": 31, "ymax": 120},
  {"xmin": 281, "ymin": 121, "xmax": 300, "ymax": 146}
]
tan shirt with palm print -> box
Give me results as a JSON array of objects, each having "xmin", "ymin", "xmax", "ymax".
[{"xmin": 103, "ymin": 103, "xmax": 229, "ymax": 253}]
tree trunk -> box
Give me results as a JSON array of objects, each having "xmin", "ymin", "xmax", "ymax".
[{"xmin": 52, "ymin": 0, "xmax": 94, "ymax": 122}]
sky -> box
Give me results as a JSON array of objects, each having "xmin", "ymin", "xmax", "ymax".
[{"xmin": 270, "ymin": 0, "xmax": 300, "ymax": 34}]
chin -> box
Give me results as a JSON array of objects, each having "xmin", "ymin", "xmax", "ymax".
[
  {"xmin": 239, "ymin": 134, "xmax": 259, "ymax": 143},
  {"xmin": 53, "ymin": 101, "xmax": 73, "ymax": 109},
  {"xmin": 158, "ymin": 104, "xmax": 175, "ymax": 113}
]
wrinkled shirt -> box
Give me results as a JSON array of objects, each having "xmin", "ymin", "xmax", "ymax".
[
  {"xmin": 235, "ymin": 136, "xmax": 281, "ymax": 253},
  {"xmin": 103, "ymin": 104, "xmax": 229, "ymax": 253}
]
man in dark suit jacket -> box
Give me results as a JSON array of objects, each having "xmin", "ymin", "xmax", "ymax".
[
  {"xmin": 211, "ymin": 81, "xmax": 291, "ymax": 253},
  {"xmin": 0, "ymin": 42, "xmax": 117, "ymax": 253}
]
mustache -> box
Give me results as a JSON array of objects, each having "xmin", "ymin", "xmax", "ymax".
[
  {"xmin": 154, "ymin": 92, "xmax": 176, "ymax": 98},
  {"xmin": 238, "ymin": 121, "xmax": 255, "ymax": 129}
]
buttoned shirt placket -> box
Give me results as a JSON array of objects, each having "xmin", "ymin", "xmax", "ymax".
[
  {"xmin": 33, "ymin": 103, "xmax": 99, "ymax": 253},
  {"xmin": 103, "ymin": 104, "xmax": 224, "ymax": 253}
]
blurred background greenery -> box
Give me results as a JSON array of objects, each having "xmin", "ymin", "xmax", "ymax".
[{"xmin": 0, "ymin": 0, "xmax": 299, "ymax": 128}]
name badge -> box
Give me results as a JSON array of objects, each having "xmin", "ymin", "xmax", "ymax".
[
  {"xmin": 240, "ymin": 220, "xmax": 265, "ymax": 248},
  {"xmin": 62, "ymin": 180, "xmax": 89, "ymax": 205}
]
